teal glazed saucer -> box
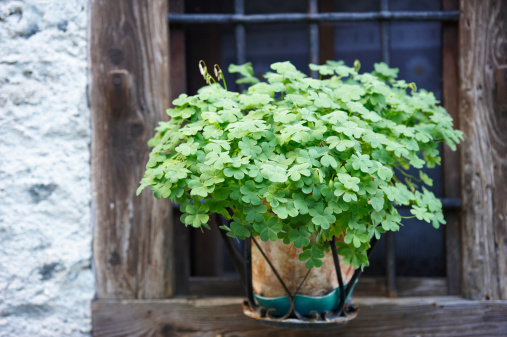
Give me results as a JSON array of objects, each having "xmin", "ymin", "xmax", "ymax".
[{"xmin": 253, "ymin": 282, "xmax": 357, "ymax": 317}]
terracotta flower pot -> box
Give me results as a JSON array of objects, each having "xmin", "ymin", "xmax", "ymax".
[{"xmin": 251, "ymin": 237, "xmax": 354, "ymax": 298}]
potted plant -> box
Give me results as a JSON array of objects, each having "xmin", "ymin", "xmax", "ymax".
[{"xmin": 137, "ymin": 60, "xmax": 462, "ymax": 321}]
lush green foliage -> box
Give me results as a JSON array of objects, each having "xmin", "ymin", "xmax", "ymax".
[{"xmin": 138, "ymin": 60, "xmax": 462, "ymax": 270}]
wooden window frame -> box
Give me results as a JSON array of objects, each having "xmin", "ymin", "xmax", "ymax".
[{"xmin": 90, "ymin": 0, "xmax": 507, "ymax": 335}]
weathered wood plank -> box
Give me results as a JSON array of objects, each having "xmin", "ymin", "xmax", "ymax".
[
  {"xmin": 460, "ymin": 0, "xmax": 507, "ymax": 300},
  {"xmin": 441, "ymin": 0, "xmax": 462, "ymax": 296},
  {"xmin": 89, "ymin": 0, "xmax": 174, "ymax": 299},
  {"xmin": 92, "ymin": 297, "xmax": 507, "ymax": 337}
]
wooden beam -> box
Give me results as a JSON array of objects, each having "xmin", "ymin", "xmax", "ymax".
[
  {"xmin": 89, "ymin": 0, "xmax": 174, "ymax": 299},
  {"xmin": 318, "ymin": 0, "xmax": 335, "ymax": 64},
  {"xmin": 459, "ymin": 0, "xmax": 507, "ymax": 300},
  {"xmin": 441, "ymin": 0, "xmax": 462, "ymax": 296},
  {"xmin": 168, "ymin": 0, "xmax": 192, "ymax": 295},
  {"xmin": 92, "ymin": 297, "xmax": 507, "ymax": 336},
  {"xmin": 169, "ymin": 0, "xmax": 187, "ymax": 103}
]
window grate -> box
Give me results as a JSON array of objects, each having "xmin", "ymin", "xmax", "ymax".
[{"xmin": 169, "ymin": 0, "xmax": 461, "ymax": 297}]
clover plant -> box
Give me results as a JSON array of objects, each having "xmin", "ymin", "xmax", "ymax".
[{"xmin": 137, "ymin": 60, "xmax": 462, "ymax": 270}]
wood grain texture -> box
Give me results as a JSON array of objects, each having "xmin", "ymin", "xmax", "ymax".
[
  {"xmin": 441, "ymin": 0, "xmax": 462, "ymax": 296},
  {"xmin": 89, "ymin": 0, "xmax": 174, "ymax": 299},
  {"xmin": 92, "ymin": 297, "xmax": 507, "ymax": 337},
  {"xmin": 460, "ymin": 0, "xmax": 507, "ymax": 300}
]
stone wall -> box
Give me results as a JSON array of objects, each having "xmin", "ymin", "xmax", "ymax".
[{"xmin": 0, "ymin": 1, "xmax": 92, "ymax": 336}]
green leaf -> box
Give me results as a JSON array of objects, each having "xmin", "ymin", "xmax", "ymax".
[
  {"xmin": 320, "ymin": 154, "xmax": 338, "ymax": 168},
  {"xmin": 172, "ymin": 93, "xmax": 193, "ymax": 106},
  {"xmin": 309, "ymin": 204, "xmax": 336, "ymax": 230},
  {"xmin": 183, "ymin": 213, "xmax": 210, "ymax": 228},
  {"xmin": 310, "ymin": 92, "xmax": 334, "ymax": 108},
  {"xmin": 204, "ymin": 151, "xmax": 233, "ymax": 170},
  {"xmin": 274, "ymin": 109, "xmax": 298, "ymax": 124},
  {"xmin": 370, "ymin": 190, "xmax": 385, "ymax": 212},
  {"xmin": 272, "ymin": 201, "xmax": 298, "ymax": 219},
  {"xmin": 271, "ymin": 61, "xmax": 299, "ymax": 75},
  {"xmin": 420, "ymin": 171, "xmax": 433, "ymax": 186},
  {"xmin": 188, "ymin": 177, "xmax": 214, "ymax": 198},
  {"xmin": 322, "ymin": 111, "xmax": 348, "ymax": 124},
  {"xmin": 288, "ymin": 228, "xmax": 311, "ymax": 248},
  {"xmin": 381, "ymin": 185, "xmax": 400, "ymax": 202},
  {"xmin": 229, "ymin": 219, "xmax": 251, "ymax": 239},
  {"xmin": 411, "ymin": 205, "xmax": 433, "ymax": 222},
  {"xmin": 368, "ymin": 224, "xmax": 384, "ymax": 240},
  {"xmin": 239, "ymin": 94, "xmax": 273, "ymax": 107},
  {"xmin": 200, "ymin": 169, "xmax": 225, "ymax": 186},
  {"xmin": 337, "ymin": 173, "xmax": 360, "ymax": 192},
  {"xmin": 299, "ymin": 245, "xmax": 325, "ymax": 269},
  {"xmin": 227, "ymin": 62, "xmax": 259, "ymax": 84},
  {"xmin": 327, "ymin": 136, "xmax": 355, "ymax": 152},
  {"xmin": 238, "ymin": 137, "xmax": 262, "ymax": 157},
  {"xmin": 228, "ymin": 62, "xmax": 255, "ymax": 78},
  {"xmin": 260, "ymin": 164, "xmax": 288, "ymax": 183},
  {"xmin": 343, "ymin": 191, "xmax": 358, "ymax": 202},
  {"xmin": 363, "ymin": 132, "xmax": 388, "ymax": 149},
  {"xmin": 431, "ymin": 211, "xmax": 446, "ymax": 229},
  {"xmin": 371, "ymin": 210, "xmax": 385, "ymax": 225},
  {"xmin": 175, "ymin": 138, "xmax": 199, "ymax": 156},
  {"xmin": 205, "ymin": 199, "xmax": 230, "ymax": 218},
  {"xmin": 350, "ymin": 153, "xmax": 373, "ymax": 173},
  {"xmin": 240, "ymin": 180, "xmax": 262, "ymax": 205},
  {"xmin": 184, "ymin": 202, "xmax": 210, "ymax": 228},
  {"xmin": 344, "ymin": 232, "xmax": 369, "ymax": 248},
  {"xmin": 309, "ymin": 63, "xmax": 335, "ymax": 76},
  {"xmin": 245, "ymin": 204, "xmax": 268, "ymax": 223},
  {"xmin": 373, "ymin": 62, "xmax": 399, "ymax": 79},
  {"xmin": 385, "ymin": 141, "xmax": 410, "ymax": 158},
  {"xmin": 293, "ymin": 192, "xmax": 311, "ymax": 214},
  {"xmin": 381, "ymin": 212, "xmax": 402, "ymax": 231},
  {"xmin": 376, "ymin": 164, "xmax": 393, "ymax": 181},
  {"xmin": 287, "ymin": 163, "xmax": 311, "ymax": 181},
  {"xmin": 164, "ymin": 163, "xmax": 191, "ymax": 183},
  {"xmin": 334, "ymin": 121, "xmax": 364, "ymax": 139},
  {"xmin": 223, "ymin": 167, "xmax": 245, "ymax": 179},
  {"xmin": 372, "ymin": 148, "xmax": 395, "ymax": 165},
  {"xmin": 335, "ymin": 85, "xmax": 365, "ymax": 102},
  {"xmin": 254, "ymin": 217, "xmax": 283, "ymax": 242}
]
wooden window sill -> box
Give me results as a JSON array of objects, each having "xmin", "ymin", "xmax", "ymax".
[{"xmin": 92, "ymin": 296, "xmax": 507, "ymax": 336}]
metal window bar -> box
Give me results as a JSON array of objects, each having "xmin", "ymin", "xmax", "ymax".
[
  {"xmin": 308, "ymin": 0, "xmax": 319, "ymax": 78},
  {"xmin": 168, "ymin": 11, "xmax": 460, "ymax": 24},
  {"xmin": 234, "ymin": 0, "xmax": 245, "ymax": 66},
  {"xmin": 169, "ymin": 1, "xmax": 461, "ymax": 298}
]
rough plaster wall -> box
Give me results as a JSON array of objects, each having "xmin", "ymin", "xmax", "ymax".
[{"xmin": 0, "ymin": 1, "xmax": 92, "ymax": 336}]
